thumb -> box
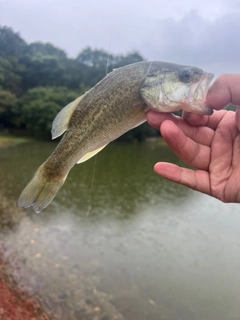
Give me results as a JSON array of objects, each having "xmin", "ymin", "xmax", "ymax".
[
  {"xmin": 206, "ymin": 74, "xmax": 240, "ymax": 110},
  {"xmin": 206, "ymin": 75, "xmax": 232, "ymax": 110}
]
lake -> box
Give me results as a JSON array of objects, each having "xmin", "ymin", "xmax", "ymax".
[{"xmin": 0, "ymin": 140, "xmax": 240, "ymax": 320}]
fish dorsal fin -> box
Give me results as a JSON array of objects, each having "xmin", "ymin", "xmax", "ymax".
[
  {"xmin": 77, "ymin": 144, "xmax": 108, "ymax": 164},
  {"xmin": 51, "ymin": 95, "xmax": 84, "ymax": 140}
]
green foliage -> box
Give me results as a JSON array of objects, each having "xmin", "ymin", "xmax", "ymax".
[
  {"xmin": 0, "ymin": 90, "xmax": 17, "ymax": 128},
  {"xmin": 0, "ymin": 26, "xmax": 27, "ymax": 58},
  {"xmin": 0, "ymin": 57, "xmax": 23, "ymax": 94},
  {"xmin": 21, "ymin": 53, "xmax": 66, "ymax": 90},
  {"xmin": 77, "ymin": 47, "xmax": 110, "ymax": 68},
  {"xmin": 28, "ymin": 42, "xmax": 67, "ymax": 59},
  {"xmin": 76, "ymin": 47, "xmax": 144, "ymax": 88},
  {"xmin": 0, "ymin": 25, "xmax": 159, "ymax": 141},
  {"xmin": 19, "ymin": 87, "xmax": 79, "ymax": 138}
]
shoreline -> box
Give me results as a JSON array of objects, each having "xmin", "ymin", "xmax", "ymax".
[
  {"xmin": 0, "ymin": 135, "xmax": 34, "ymax": 148},
  {"xmin": 0, "ymin": 257, "xmax": 50, "ymax": 320},
  {"xmin": 0, "ymin": 133, "xmax": 165, "ymax": 149},
  {"xmin": 0, "ymin": 191, "xmax": 50, "ymax": 320}
]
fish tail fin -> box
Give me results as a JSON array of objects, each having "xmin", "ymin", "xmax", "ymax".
[{"xmin": 17, "ymin": 165, "xmax": 67, "ymax": 213}]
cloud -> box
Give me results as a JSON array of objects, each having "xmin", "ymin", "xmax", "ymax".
[
  {"xmin": 139, "ymin": 11, "xmax": 240, "ymax": 75},
  {"xmin": 0, "ymin": 0, "xmax": 240, "ymax": 76}
]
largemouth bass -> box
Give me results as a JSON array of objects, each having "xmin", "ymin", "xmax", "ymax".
[{"xmin": 18, "ymin": 61, "xmax": 214, "ymax": 213}]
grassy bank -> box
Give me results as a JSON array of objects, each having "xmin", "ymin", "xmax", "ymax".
[{"xmin": 0, "ymin": 135, "xmax": 33, "ymax": 148}]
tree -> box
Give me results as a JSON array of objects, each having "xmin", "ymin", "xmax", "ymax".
[
  {"xmin": 0, "ymin": 26, "xmax": 27, "ymax": 58},
  {"xmin": 0, "ymin": 26, "xmax": 157, "ymax": 141},
  {"xmin": 0, "ymin": 90, "xmax": 17, "ymax": 128},
  {"xmin": 76, "ymin": 47, "xmax": 144, "ymax": 87},
  {"xmin": 20, "ymin": 53, "xmax": 66, "ymax": 90},
  {"xmin": 27, "ymin": 42, "xmax": 67, "ymax": 60},
  {"xmin": 0, "ymin": 57, "xmax": 24, "ymax": 95},
  {"xmin": 19, "ymin": 87, "xmax": 80, "ymax": 138}
]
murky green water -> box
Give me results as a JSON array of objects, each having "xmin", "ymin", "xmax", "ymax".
[{"xmin": 0, "ymin": 140, "xmax": 240, "ymax": 320}]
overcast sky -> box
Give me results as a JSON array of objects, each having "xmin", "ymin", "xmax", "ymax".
[{"xmin": 1, "ymin": 0, "xmax": 240, "ymax": 76}]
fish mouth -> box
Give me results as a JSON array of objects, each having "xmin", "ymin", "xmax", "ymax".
[{"xmin": 188, "ymin": 72, "xmax": 214, "ymax": 115}]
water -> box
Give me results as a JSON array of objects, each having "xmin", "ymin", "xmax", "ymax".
[{"xmin": 0, "ymin": 140, "xmax": 240, "ymax": 320}]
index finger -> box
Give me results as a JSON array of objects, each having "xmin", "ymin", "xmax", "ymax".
[{"xmin": 147, "ymin": 111, "xmax": 214, "ymax": 146}]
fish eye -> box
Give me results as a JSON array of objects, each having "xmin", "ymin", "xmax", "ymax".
[{"xmin": 180, "ymin": 70, "xmax": 193, "ymax": 82}]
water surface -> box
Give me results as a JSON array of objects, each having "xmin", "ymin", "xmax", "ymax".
[{"xmin": 0, "ymin": 141, "xmax": 240, "ymax": 320}]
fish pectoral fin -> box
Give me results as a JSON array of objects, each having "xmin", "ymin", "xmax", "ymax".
[
  {"xmin": 51, "ymin": 95, "xmax": 85, "ymax": 140},
  {"xmin": 77, "ymin": 144, "xmax": 108, "ymax": 164}
]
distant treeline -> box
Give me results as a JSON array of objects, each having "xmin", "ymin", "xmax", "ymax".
[{"xmin": 0, "ymin": 26, "xmax": 159, "ymax": 141}]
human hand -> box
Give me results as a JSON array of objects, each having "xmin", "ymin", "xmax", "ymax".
[{"xmin": 147, "ymin": 74, "xmax": 240, "ymax": 203}]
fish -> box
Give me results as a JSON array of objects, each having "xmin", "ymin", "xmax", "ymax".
[{"xmin": 17, "ymin": 61, "xmax": 214, "ymax": 213}]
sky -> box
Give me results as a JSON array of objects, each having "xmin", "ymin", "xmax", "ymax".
[{"xmin": 0, "ymin": 0, "xmax": 240, "ymax": 76}]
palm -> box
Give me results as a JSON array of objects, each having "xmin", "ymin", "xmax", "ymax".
[{"xmin": 147, "ymin": 110, "xmax": 240, "ymax": 203}]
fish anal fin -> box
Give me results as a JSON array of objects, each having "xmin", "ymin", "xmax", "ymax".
[
  {"xmin": 133, "ymin": 118, "xmax": 146, "ymax": 129},
  {"xmin": 51, "ymin": 95, "xmax": 85, "ymax": 140},
  {"xmin": 77, "ymin": 144, "xmax": 108, "ymax": 164}
]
